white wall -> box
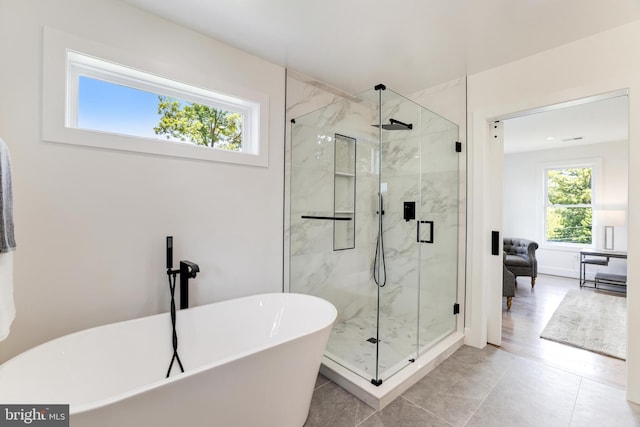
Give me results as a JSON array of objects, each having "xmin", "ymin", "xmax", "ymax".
[
  {"xmin": 467, "ymin": 20, "xmax": 640, "ymax": 401},
  {"xmin": 504, "ymin": 140, "xmax": 628, "ymax": 277},
  {"xmin": 0, "ymin": 0, "xmax": 285, "ymax": 362}
]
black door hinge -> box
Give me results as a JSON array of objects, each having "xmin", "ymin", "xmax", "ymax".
[
  {"xmin": 453, "ymin": 303, "xmax": 460, "ymax": 315},
  {"xmin": 455, "ymin": 141, "xmax": 462, "ymax": 152}
]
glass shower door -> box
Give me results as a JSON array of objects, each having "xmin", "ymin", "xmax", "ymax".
[
  {"xmin": 418, "ymin": 109, "xmax": 460, "ymax": 354},
  {"xmin": 376, "ymin": 89, "xmax": 423, "ymax": 382},
  {"xmin": 375, "ymin": 90, "xmax": 460, "ymax": 382}
]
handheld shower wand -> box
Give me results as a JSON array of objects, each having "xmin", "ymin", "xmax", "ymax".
[{"xmin": 166, "ymin": 236, "xmax": 174, "ymax": 270}]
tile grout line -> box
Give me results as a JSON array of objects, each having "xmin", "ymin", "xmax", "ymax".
[
  {"xmin": 399, "ymin": 394, "xmax": 457, "ymax": 427},
  {"xmin": 314, "ymin": 379, "xmax": 332, "ymax": 392},
  {"xmin": 460, "ymin": 369, "xmax": 509, "ymax": 426},
  {"xmin": 355, "ymin": 408, "xmax": 378, "ymax": 427},
  {"xmin": 512, "ymin": 344, "xmax": 626, "ymax": 391},
  {"xmin": 500, "ymin": 345, "xmax": 625, "ymax": 392}
]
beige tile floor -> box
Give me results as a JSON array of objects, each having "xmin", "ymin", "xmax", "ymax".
[{"xmin": 304, "ymin": 345, "xmax": 640, "ymax": 427}]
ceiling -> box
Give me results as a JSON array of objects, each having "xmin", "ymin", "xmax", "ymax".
[
  {"xmin": 121, "ymin": 0, "xmax": 640, "ymax": 95},
  {"xmin": 503, "ymin": 95, "xmax": 629, "ymax": 154},
  {"xmin": 121, "ymin": 0, "xmax": 635, "ymax": 151}
]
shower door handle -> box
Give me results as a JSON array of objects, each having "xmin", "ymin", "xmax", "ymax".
[{"xmin": 417, "ymin": 220, "xmax": 434, "ymax": 244}]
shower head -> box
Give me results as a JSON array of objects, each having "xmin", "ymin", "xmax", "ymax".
[{"xmin": 372, "ymin": 118, "xmax": 413, "ymax": 131}]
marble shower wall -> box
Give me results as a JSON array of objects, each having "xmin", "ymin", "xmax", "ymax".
[{"xmin": 286, "ymin": 73, "xmax": 380, "ymax": 325}]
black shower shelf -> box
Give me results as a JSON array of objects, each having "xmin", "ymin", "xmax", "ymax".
[{"xmin": 301, "ymin": 215, "xmax": 352, "ymax": 221}]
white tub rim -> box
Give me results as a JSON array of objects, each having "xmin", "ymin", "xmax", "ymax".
[{"xmin": 1, "ymin": 292, "xmax": 336, "ymax": 415}]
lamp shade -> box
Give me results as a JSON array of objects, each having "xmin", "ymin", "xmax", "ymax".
[{"xmin": 594, "ymin": 209, "xmax": 626, "ymax": 227}]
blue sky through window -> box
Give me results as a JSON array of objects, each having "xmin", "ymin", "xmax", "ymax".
[{"xmin": 78, "ymin": 76, "xmax": 163, "ymax": 139}]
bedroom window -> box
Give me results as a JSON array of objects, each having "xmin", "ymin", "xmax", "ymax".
[{"xmin": 544, "ymin": 166, "xmax": 593, "ymax": 245}]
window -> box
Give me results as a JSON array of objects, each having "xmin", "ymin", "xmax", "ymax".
[
  {"xmin": 42, "ymin": 27, "xmax": 269, "ymax": 166},
  {"xmin": 544, "ymin": 166, "xmax": 593, "ymax": 245},
  {"xmin": 68, "ymin": 51, "xmax": 256, "ymax": 154}
]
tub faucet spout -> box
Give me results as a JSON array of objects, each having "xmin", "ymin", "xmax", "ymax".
[{"xmin": 179, "ymin": 260, "xmax": 199, "ymax": 309}]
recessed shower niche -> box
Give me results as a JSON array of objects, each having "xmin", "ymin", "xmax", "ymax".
[
  {"xmin": 333, "ymin": 134, "xmax": 356, "ymax": 250},
  {"xmin": 288, "ymin": 83, "xmax": 464, "ymax": 408}
]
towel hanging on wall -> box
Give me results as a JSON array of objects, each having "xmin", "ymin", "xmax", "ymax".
[
  {"xmin": 0, "ymin": 137, "xmax": 16, "ymax": 252},
  {"xmin": 0, "ymin": 137, "xmax": 16, "ymax": 341},
  {"xmin": 0, "ymin": 251, "xmax": 15, "ymax": 341}
]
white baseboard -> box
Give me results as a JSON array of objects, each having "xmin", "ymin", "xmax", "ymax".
[{"xmin": 538, "ymin": 266, "xmax": 580, "ymax": 279}]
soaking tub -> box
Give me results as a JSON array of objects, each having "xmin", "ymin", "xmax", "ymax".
[{"xmin": 0, "ymin": 293, "xmax": 336, "ymax": 427}]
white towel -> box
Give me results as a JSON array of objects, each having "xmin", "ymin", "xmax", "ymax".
[
  {"xmin": 0, "ymin": 251, "xmax": 15, "ymax": 341},
  {"xmin": 0, "ymin": 138, "xmax": 15, "ymax": 341},
  {"xmin": 0, "ymin": 137, "xmax": 16, "ymax": 253}
]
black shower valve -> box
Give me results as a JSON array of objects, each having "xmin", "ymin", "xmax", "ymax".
[{"xmin": 404, "ymin": 201, "xmax": 416, "ymax": 222}]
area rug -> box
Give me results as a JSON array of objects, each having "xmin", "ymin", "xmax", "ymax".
[{"xmin": 540, "ymin": 290, "xmax": 626, "ymax": 360}]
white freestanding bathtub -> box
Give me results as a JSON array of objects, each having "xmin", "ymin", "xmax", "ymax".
[{"xmin": 0, "ymin": 293, "xmax": 336, "ymax": 427}]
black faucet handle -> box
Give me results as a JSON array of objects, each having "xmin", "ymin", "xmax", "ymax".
[{"xmin": 180, "ymin": 260, "xmax": 200, "ymax": 278}]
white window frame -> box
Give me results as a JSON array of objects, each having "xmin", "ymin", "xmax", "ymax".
[
  {"xmin": 542, "ymin": 160, "xmax": 599, "ymax": 248},
  {"xmin": 43, "ymin": 27, "xmax": 269, "ymax": 167}
]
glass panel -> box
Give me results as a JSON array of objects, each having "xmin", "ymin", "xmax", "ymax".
[
  {"xmin": 546, "ymin": 168, "xmax": 592, "ymax": 205},
  {"xmin": 290, "ymin": 90, "xmax": 380, "ymax": 381},
  {"xmin": 418, "ymin": 107, "xmax": 459, "ymax": 357},
  {"xmin": 546, "ymin": 207, "xmax": 592, "ymax": 244},
  {"xmin": 545, "ymin": 166, "xmax": 593, "ymax": 244},
  {"xmin": 78, "ymin": 76, "xmax": 244, "ymax": 151},
  {"xmin": 376, "ymin": 89, "xmax": 422, "ymax": 381}
]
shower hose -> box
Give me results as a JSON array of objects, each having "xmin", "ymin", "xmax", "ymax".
[
  {"xmin": 166, "ymin": 271, "xmax": 185, "ymax": 377},
  {"xmin": 373, "ymin": 195, "xmax": 387, "ymax": 287}
]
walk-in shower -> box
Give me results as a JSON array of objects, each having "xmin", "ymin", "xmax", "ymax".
[{"xmin": 288, "ymin": 84, "xmax": 463, "ymax": 406}]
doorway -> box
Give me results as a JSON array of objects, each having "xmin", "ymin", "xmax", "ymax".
[{"xmin": 496, "ymin": 92, "xmax": 629, "ymax": 386}]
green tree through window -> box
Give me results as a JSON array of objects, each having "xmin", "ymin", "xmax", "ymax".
[
  {"xmin": 545, "ymin": 167, "xmax": 592, "ymax": 244},
  {"xmin": 154, "ymin": 96, "xmax": 243, "ymax": 151}
]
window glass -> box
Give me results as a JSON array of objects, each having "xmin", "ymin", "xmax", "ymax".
[
  {"xmin": 545, "ymin": 167, "xmax": 593, "ymax": 244},
  {"xmin": 78, "ymin": 76, "xmax": 159, "ymax": 139},
  {"xmin": 77, "ymin": 76, "xmax": 245, "ymax": 151}
]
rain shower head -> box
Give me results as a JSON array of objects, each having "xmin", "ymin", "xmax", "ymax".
[{"xmin": 372, "ymin": 118, "xmax": 413, "ymax": 131}]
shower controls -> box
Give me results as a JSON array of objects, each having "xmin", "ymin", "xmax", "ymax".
[
  {"xmin": 403, "ymin": 202, "xmax": 416, "ymax": 222},
  {"xmin": 179, "ymin": 261, "xmax": 200, "ymax": 309},
  {"xmin": 165, "ymin": 236, "xmax": 200, "ymax": 310}
]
